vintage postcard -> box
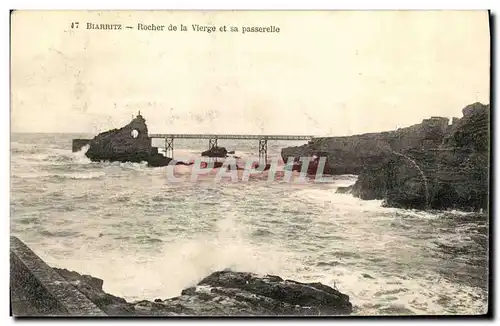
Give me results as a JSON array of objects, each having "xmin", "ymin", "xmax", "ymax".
[{"xmin": 10, "ymin": 10, "xmax": 490, "ymax": 317}]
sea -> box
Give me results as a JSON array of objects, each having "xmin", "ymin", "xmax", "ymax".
[{"xmin": 10, "ymin": 133, "xmax": 489, "ymax": 315}]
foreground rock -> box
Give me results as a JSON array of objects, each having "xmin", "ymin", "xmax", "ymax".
[
  {"xmin": 80, "ymin": 112, "xmax": 183, "ymax": 167},
  {"xmin": 54, "ymin": 268, "xmax": 352, "ymax": 316},
  {"xmin": 282, "ymin": 102, "xmax": 489, "ymax": 211}
]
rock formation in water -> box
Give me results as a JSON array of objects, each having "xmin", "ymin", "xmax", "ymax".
[
  {"xmin": 282, "ymin": 102, "xmax": 489, "ymax": 211},
  {"xmin": 83, "ymin": 113, "xmax": 174, "ymax": 167},
  {"xmin": 201, "ymin": 146, "xmax": 228, "ymax": 158},
  {"xmin": 53, "ymin": 268, "xmax": 352, "ymax": 316}
]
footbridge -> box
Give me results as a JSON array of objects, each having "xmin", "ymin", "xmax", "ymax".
[{"xmin": 148, "ymin": 134, "xmax": 314, "ymax": 162}]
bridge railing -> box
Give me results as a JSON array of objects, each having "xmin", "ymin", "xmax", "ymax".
[{"xmin": 148, "ymin": 134, "xmax": 313, "ymax": 141}]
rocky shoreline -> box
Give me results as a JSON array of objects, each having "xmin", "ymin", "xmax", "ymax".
[
  {"xmin": 53, "ymin": 268, "xmax": 353, "ymax": 316},
  {"xmin": 283, "ymin": 102, "xmax": 489, "ymax": 211}
]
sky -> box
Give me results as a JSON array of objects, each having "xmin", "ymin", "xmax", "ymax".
[{"xmin": 11, "ymin": 10, "xmax": 490, "ymax": 135}]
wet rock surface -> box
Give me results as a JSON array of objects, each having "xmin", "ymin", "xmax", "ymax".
[{"xmin": 53, "ymin": 268, "xmax": 353, "ymax": 316}]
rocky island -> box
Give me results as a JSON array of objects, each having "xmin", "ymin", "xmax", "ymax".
[
  {"xmin": 72, "ymin": 112, "xmax": 181, "ymax": 167},
  {"xmin": 282, "ymin": 102, "xmax": 489, "ymax": 211},
  {"xmin": 201, "ymin": 146, "xmax": 228, "ymax": 158}
]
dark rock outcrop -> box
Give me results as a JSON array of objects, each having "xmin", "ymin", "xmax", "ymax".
[
  {"xmin": 53, "ymin": 268, "xmax": 352, "ymax": 316},
  {"xmin": 283, "ymin": 102, "xmax": 489, "ymax": 211},
  {"xmin": 193, "ymin": 270, "xmax": 352, "ymax": 315},
  {"xmin": 351, "ymin": 103, "xmax": 489, "ymax": 211},
  {"xmin": 201, "ymin": 146, "xmax": 228, "ymax": 158},
  {"xmin": 282, "ymin": 116, "xmax": 451, "ymax": 175},
  {"xmin": 53, "ymin": 268, "xmax": 133, "ymax": 315},
  {"xmin": 82, "ymin": 113, "xmax": 178, "ymax": 167}
]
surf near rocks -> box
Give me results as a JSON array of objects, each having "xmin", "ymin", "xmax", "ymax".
[{"xmin": 54, "ymin": 268, "xmax": 353, "ymax": 316}]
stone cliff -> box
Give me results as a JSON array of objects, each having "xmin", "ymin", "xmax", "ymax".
[
  {"xmin": 282, "ymin": 114, "xmax": 452, "ymax": 175},
  {"xmin": 283, "ymin": 102, "xmax": 489, "ymax": 211}
]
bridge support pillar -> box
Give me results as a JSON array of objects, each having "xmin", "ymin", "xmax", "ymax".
[
  {"xmin": 165, "ymin": 137, "xmax": 174, "ymax": 159},
  {"xmin": 208, "ymin": 138, "xmax": 218, "ymax": 150},
  {"xmin": 258, "ymin": 138, "xmax": 268, "ymax": 163},
  {"xmin": 207, "ymin": 138, "xmax": 219, "ymax": 162}
]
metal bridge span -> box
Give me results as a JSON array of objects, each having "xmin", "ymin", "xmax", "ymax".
[{"xmin": 148, "ymin": 134, "xmax": 314, "ymax": 161}]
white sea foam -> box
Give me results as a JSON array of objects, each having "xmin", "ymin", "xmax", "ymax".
[
  {"xmin": 60, "ymin": 172, "xmax": 106, "ymax": 180},
  {"xmin": 72, "ymin": 145, "xmax": 92, "ymax": 164},
  {"xmin": 13, "ymin": 171, "xmax": 105, "ymax": 180},
  {"xmin": 47, "ymin": 211, "xmax": 293, "ymax": 301}
]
